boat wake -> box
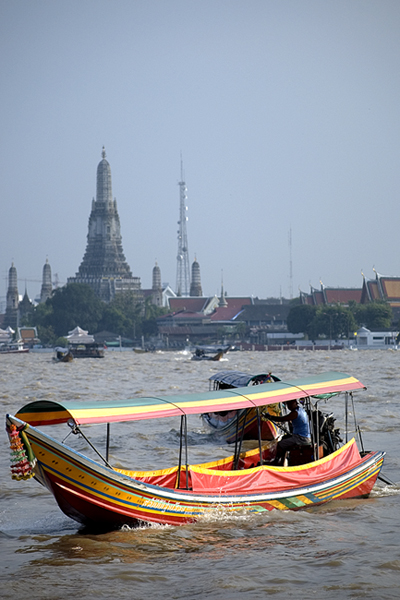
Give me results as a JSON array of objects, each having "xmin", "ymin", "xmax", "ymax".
[{"xmin": 371, "ymin": 482, "xmax": 400, "ymax": 497}]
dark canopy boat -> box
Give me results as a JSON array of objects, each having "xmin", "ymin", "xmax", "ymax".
[
  {"xmin": 53, "ymin": 347, "xmax": 73, "ymax": 362},
  {"xmin": 202, "ymin": 370, "xmax": 282, "ymax": 443},
  {"xmin": 6, "ymin": 371, "xmax": 385, "ymax": 530},
  {"xmin": 191, "ymin": 345, "xmax": 230, "ymax": 361}
]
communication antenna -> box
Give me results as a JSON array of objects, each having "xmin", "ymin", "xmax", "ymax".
[
  {"xmin": 175, "ymin": 157, "xmax": 191, "ymax": 296},
  {"xmin": 288, "ymin": 227, "xmax": 293, "ymax": 299}
]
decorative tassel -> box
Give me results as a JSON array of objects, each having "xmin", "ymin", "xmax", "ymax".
[{"xmin": 8, "ymin": 423, "xmax": 35, "ymax": 480}]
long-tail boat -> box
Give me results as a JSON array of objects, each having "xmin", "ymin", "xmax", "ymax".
[
  {"xmin": 202, "ymin": 370, "xmax": 282, "ymax": 442},
  {"xmin": 6, "ymin": 371, "xmax": 385, "ymax": 530},
  {"xmin": 191, "ymin": 345, "xmax": 231, "ymax": 361},
  {"xmin": 53, "ymin": 347, "xmax": 74, "ymax": 362}
]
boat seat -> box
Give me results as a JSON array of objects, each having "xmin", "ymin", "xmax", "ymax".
[{"xmin": 288, "ymin": 444, "xmax": 323, "ymax": 466}]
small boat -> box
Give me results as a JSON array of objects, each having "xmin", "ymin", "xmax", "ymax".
[
  {"xmin": 0, "ymin": 341, "xmax": 29, "ymax": 354},
  {"xmin": 6, "ymin": 371, "xmax": 385, "ymax": 530},
  {"xmin": 53, "ymin": 347, "xmax": 73, "ymax": 362},
  {"xmin": 66, "ymin": 326, "xmax": 104, "ymax": 358},
  {"xmin": 69, "ymin": 343, "xmax": 104, "ymax": 359},
  {"xmin": 202, "ymin": 371, "xmax": 282, "ymax": 442},
  {"xmin": 191, "ymin": 345, "xmax": 230, "ymax": 361}
]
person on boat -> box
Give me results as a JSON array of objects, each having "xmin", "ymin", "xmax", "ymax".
[{"xmin": 267, "ymin": 399, "xmax": 311, "ymax": 465}]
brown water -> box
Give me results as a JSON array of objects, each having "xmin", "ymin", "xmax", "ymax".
[{"xmin": 1, "ymin": 349, "xmax": 399, "ymax": 599}]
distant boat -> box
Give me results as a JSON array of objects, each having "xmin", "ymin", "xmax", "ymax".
[
  {"xmin": 191, "ymin": 345, "xmax": 230, "ymax": 361},
  {"xmin": 202, "ymin": 370, "xmax": 281, "ymax": 442},
  {"xmin": 69, "ymin": 343, "xmax": 104, "ymax": 359},
  {"xmin": 0, "ymin": 341, "xmax": 29, "ymax": 354},
  {"xmin": 53, "ymin": 347, "xmax": 73, "ymax": 363},
  {"xmin": 66, "ymin": 326, "xmax": 104, "ymax": 359}
]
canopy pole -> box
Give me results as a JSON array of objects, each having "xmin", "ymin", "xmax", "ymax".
[
  {"xmin": 70, "ymin": 423, "xmax": 113, "ymax": 469},
  {"xmin": 350, "ymin": 392, "xmax": 364, "ymax": 453},
  {"xmin": 234, "ymin": 413, "xmax": 240, "ymax": 460},
  {"xmin": 234, "ymin": 409, "xmax": 248, "ymax": 470},
  {"xmin": 306, "ymin": 397, "xmax": 317, "ymax": 460},
  {"xmin": 345, "ymin": 392, "xmax": 348, "ymax": 443},
  {"xmin": 256, "ymin": 407, "xmax": 263, "ymax": 466},
  {"xmin": 106, "ymin": 423, "xmax": 110, "ymax": 462},
  {"xmin": 184, "ymin": 414, "xmax": 189, "ymax": 490},
  {"xmin": 177, "ymin": 415, "xmax": 184, "ymax": 489}
]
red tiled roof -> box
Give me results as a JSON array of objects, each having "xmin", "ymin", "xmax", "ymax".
[
  {"xmin": 313, "ymin": 291, "xmax": 325, "ymax": 305},
  {"xmin": 325, "ymin": 289, "xmax": 362, "ymax": 303},
  {"xmin": 209, "ymin": 307, "xmax": 242, "ymax": 321},
  {"xmin": 209, "ymin": 298, "xmax": 252, "ymax": 321},
  {"xmin": 170, "ymin": 311, "xmax": 205, "ymax": 320},
  {"xmin": 169, "ymin": 298, "xmax": 209, "ymax": 312},
  {"xmin": 380, "ymin": 278, "xmax": 400, "ymax": 300},
  {"xmin": 367, "ymin": 281, "xmax": 380, "ymax": 300}
]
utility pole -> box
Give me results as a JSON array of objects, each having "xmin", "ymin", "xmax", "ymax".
[{"xmin": 288, "ymin": 227, "xmax": 293, "ymax": 299}]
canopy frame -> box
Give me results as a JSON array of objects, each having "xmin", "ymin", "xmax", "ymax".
[{"xmin": 15, "ymin": 372, "xmax": 366, "ymax": 427}]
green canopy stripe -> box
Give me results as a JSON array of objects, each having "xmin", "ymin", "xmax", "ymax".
[{"xmin": 14, "ymin": 371, "xmax": 365, "ymax": 426}]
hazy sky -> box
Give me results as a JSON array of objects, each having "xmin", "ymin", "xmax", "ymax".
[{"xmin": 1, "ymin": 0, "xmax": 399, "ymax": 308}]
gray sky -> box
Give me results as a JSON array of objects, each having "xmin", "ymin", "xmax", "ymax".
[{"xmin": 1, "ymin": 0, "xmax": 399, "ymax": 307}]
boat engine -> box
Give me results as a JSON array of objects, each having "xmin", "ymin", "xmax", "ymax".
[{"xmin": 310, "ymin": 410, "xmax": 342, "ymax": 455}]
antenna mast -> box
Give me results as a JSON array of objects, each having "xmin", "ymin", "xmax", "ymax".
[
  {"xmin": 288, "ymin": 227, "xmax": 293, "ymax": 299},
  {"xmin": 175, "ymin": 159, "xmax": 191, "ymax": 296}
]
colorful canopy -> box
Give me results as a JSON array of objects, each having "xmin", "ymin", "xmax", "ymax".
[{"xmin": 15, "ymin": 371, "xmax": 365, "ymax": 427}]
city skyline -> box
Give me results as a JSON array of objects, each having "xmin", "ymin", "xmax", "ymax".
[
  {"xmin": 0, "ymin": 251, "xmax": 389, "ymax": 312},
  {"xmin": 1, "ymin": 1, "xmax": 400, "ymax": 303}
]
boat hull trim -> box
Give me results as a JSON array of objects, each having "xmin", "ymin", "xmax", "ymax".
[{"xmin": 7, "ymin": 415, "xmax": 385, "ymax": 529}]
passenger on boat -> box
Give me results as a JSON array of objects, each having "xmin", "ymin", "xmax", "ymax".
[{"xmin": 267, "ymin": 399, "xmax": 311, "ymax": 465}]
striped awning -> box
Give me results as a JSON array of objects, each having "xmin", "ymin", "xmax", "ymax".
[{"xmin": 14, "ymin": 371, "xmax": 365, "ymax": 426}]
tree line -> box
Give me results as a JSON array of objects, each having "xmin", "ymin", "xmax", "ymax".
[
  {"xmin": 286, "ymin": 300, "xmax": 393, "ymax": 341},
  {"xmin": 21, "ymin": 283, "xmax": 167, "ymax": 345},
  {"xmin": 20, "ymin": 283, "xmax": 394, "ymax": 346}
]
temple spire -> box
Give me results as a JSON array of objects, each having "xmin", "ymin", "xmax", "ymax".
[
  {"xmin": 68, "ymin": 149, "xmax": 141, "ymax": 302},
  {"xmin": 219, "ymin": 270, "xmax": 228, "ymax": 307}
]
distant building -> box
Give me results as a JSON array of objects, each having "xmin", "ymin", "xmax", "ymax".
[
  {"xmin": 68, "ymin": 148, "xmax": 141, "ymax": 302},
  {"xmin": 189, "ymin": 258, "xmax": 202, "ymax": 297},
  {"xmin": 361, "ymin": 270, "xmax": 400, "ymax": 320},
  {"xmin": 354, "ymin": 326, "xmax": 398, "ymax": 348},
  {"xmin": 300, "ymin": 282, "xmax": 362, "ymax": 306},
  {"xmin": 18, "ymin": 288, "xmax": 33, "ymax": 321},
  {"xmin": 4, "ymin": 263, "xmax": 19, "ymax": 329},
  {"xmin": 151, "ymin": 262, "xmax": 163, "ymax": 306},
  {"xmin": 40, "ymin": 258, "xmax": 52, "ymax": 303},
  {"xmin": 142, "ymin": 262, "xmax": 176, "ymax": 308},
  {"xmin": 300, "ymin": 271, "xmax": 400, "ymax": 325},
  {"xmin": 18, "ymin": 326, "xmax": 39, "ymax": 348},
  {"xmin": 157, "ymin": 296, "xmax": 253, "ymax": 343}
]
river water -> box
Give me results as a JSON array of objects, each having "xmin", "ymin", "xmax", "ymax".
[{"xmin": 0, "ymin": 349, "xmax": 399, "ymax": 599}]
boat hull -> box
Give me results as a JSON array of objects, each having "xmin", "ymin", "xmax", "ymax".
[{"xmin": 7, "ymin": 417, "xmax": 385, "ymax": 530}]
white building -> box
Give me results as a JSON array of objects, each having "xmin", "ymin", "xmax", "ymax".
[{"xmin": 355, "ymin": 327, "xmax": 398, "ymax": 348}]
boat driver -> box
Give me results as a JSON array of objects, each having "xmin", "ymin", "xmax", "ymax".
[{"xmin": 267, "ymin": 399, "xmax": 311, "ymax": 465}]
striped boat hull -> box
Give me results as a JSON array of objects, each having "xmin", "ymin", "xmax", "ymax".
[{"xmin": 11, "ymin": 418, "xmax": 385, "ymax": 529}]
